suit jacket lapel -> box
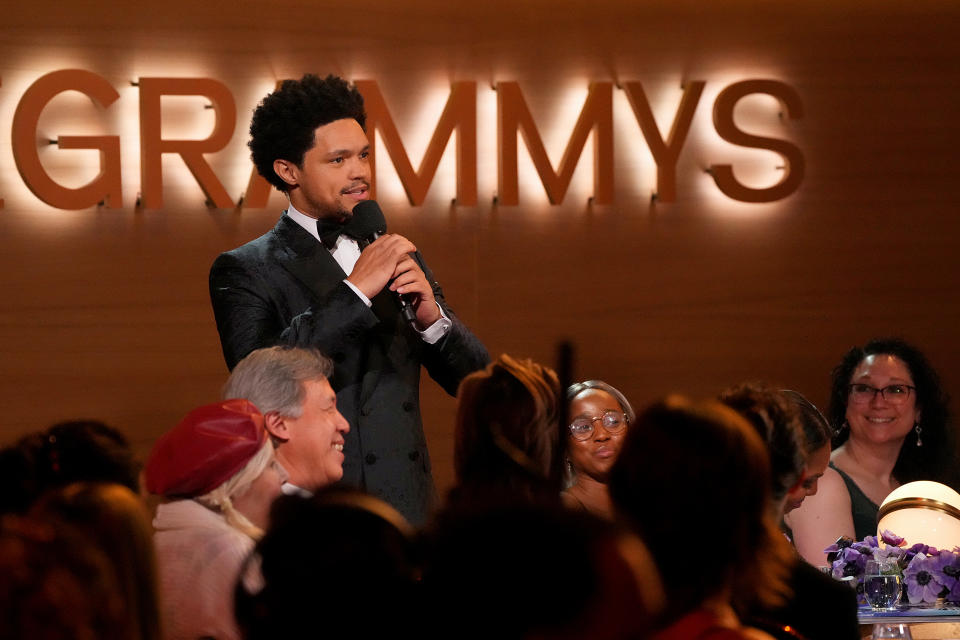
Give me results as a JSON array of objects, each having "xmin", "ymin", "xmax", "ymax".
[{"xmin": 272, "ymin": 214, "xmax": 346, "ymax": 302}]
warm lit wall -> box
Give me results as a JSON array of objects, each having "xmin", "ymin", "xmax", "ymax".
[{"xmin": 1, "ymin": 0, "xmax": 958, "ymax": 496}]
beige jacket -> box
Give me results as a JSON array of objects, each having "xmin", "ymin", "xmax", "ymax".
[{"xmin": 153, "ymin": 500, "xmax": 255, "ymax": 640}]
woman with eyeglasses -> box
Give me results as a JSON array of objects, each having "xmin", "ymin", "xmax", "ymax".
[
  {"xmin": 788, "ymin": 338, "xmax": 959, "ymax": 565},
  {"xmin": 561, "ymin": 380, "xmax": 635, "ymax": 519}
]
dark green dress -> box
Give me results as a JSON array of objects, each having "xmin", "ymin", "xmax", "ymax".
[{"xmin": 829, "ymin": 461, "xmax": 880, "ymax": 540}]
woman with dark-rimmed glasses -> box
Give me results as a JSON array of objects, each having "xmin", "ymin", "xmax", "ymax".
[
  {"xmin": 561, "ymin": 380, "xmax": 635, "ymax": 519},
  {"xmin": 788, "ymin": 338, "xmax": 959, "ymax": 565}
]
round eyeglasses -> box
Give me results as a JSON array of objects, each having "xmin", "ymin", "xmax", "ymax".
[
  {"xmin": 848, "ymin": 383, "xmax": 916, "ymax": 405},
  {"xmin": 568, "ymin": 411, "xmax": 628, "ymax": 441}
]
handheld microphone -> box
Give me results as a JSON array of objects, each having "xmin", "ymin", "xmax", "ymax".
[{"xmin": 350, "ymin": 200, "xmax": 418, "ymax": 328}]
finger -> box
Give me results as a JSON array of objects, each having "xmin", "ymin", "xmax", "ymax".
[
  {"xmin": 392, "ymin": 277, "xmax": 428, "ymax": 296},
  {"xmin": 371, "ymin": 234, "xmax": 416, "ymax": 255},
  {"xmin": 389, "ymin": 268, "xmax": 425, "ymax": 291},
  {"xmin": 391, "ymin": 256, "xmax": 422, "ymax": 277}
]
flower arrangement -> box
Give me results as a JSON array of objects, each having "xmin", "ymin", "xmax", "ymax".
[{"xmin": 826, "ymin": 530, "xmax": 960, "ymax": 605}]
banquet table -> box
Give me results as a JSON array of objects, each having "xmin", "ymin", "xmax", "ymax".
[{"xmin": 858, "ymin": 605, "xmax": 960, "ymax": 639}]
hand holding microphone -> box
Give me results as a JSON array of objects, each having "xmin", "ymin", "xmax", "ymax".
[{"xmin": 344, "ymin": 201, "xmax": 439, "ymax": 329}]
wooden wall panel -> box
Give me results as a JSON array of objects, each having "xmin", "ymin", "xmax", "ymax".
[{"xmin": 1, "ymin": 1, "xmax": 958, "ymax": 497}]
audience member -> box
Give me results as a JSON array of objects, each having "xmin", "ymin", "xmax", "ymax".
[
  {"xmin": 0, "ymin": 514, "xmax": 126, "ymax": 639},
  {"xmin": 222, "ymin": 346, "xmax": 349, "ymax": 496},
  {"xmin": 236, "ymin": 487, "xmax": 417, "ymax": 639},
  {"xmin": 0, "ymin": 419, "xmax": 140, "ymax": 515},
  {"xmin": 609, "ymin": 397, "xmax": 790, "ymax": 639},
  {"xmin": 31, "ymin": 482, "xmax": 161, "ymax": 640},
  {"xmin": 145, "ymin": 399, "xmax": 287, "ymax": 640},
  {"xmin": 781, "ymin": 390, "xmax": 833, "ymax": 517},
  {"xmin": 561, "ymin": 379, "xmax": 634, "ymax": 519},
  {"xmin": 421, "ymin": 501, "xmax": 663, "ymax": 640},
  {"xmin": 789, "ymin": 338, "xmax": 958, "ymax": 565},
  {"xmin": 720, "ymin": 383, "xmax": 860, "ymax": 640},
  {"xmin": 719, "ymin": 383, "xmax": 806, "ymax": 513},
  {"xmin": 446, "ymin": 354, "xmax": 563, "ymax": 508}
]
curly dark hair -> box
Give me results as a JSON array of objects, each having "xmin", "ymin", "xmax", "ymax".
[
  {"xmin": 248, "ymin": 74, "xmax": 366, "ymax": 191},
  {"xmin": 828, "ymin": 338, "xmax": 958, "ymax": 489}
]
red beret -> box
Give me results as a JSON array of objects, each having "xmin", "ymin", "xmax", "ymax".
[{"xmin": 145, "ymin": 399, "xmax": 268, "ymax": 497}]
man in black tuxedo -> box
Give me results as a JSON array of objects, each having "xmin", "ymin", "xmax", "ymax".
[{"xmin": 209, "ymin": 74, "xmax": 489, "ymax": 526}]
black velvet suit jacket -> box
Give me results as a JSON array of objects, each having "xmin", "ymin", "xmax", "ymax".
[{"xmin": 209, "ymin": 214, "xmax": 489, "ymax": 525}]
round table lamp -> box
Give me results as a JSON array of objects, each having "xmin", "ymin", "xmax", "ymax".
[{"xmin": 877, "ymin": 481, "xmax": 960, "ymax": 550}]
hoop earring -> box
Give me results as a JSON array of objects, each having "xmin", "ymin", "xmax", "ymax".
[{"xmin": 915, "ymin": 422, "xmax": 923, "ymax": 447}]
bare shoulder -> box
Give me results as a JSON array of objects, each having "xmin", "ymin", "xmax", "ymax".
[
  {"xmin": 787, "ymin": 466, "xmax": 856, "ymax": 564},
  {"xmin": 813, "ymin": 465, "xmax": 852, "ymax": 503}
]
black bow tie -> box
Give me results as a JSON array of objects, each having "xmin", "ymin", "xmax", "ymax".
[{"xmin": 316, "ymin": 217, "xmax": 361, "ymax": 250}]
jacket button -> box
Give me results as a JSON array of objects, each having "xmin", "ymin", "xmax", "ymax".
[
  {"xmin": 402, "ymin": 401, "xmax": 415, "ymax": 412},
  {"xmin": 408, "ymin": 451, "xmax": 420, "ymax": 461},
  {"xmin": 365, "ymin": 453, "xmax": 377, "ymax": 465}
]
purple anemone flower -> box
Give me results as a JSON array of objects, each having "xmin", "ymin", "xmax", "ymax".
[
  {"xmin": 930, "ymin": 550, "xmax": 960, "ymax": 591},
  {"xmin": 833, "ymin": 547, "xmax": 868, "ymax": 580},
  {"xmin": 904, "ymin": 554, "xmax": 946, "ymax": 604},
  {"xmin": 876, "ymin": 545, "xmax": 906, "ymax": 568},
  {"xmin": 881, "ymin": 530, "xmax": 906, "ymax": 547},
  {"xmin": 824, "ymin": 536, "xmax": 854, "ymax": 554},
  {"xmin": 948, "ymin": 578, "xmax": 960, "ymax": 605}
]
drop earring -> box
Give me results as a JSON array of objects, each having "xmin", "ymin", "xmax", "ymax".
[
  {"xmin": 915, "ymin": 422, "xmax": 923, "ymax": 447},
  {"xmin": 835, "ymin": 420, "xmax": 849, "ymax": 438}
]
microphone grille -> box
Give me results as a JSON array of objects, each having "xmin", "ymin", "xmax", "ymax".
[{"xmin": 349, "ymin": 200, "xmax": 387, "ymax": 238}]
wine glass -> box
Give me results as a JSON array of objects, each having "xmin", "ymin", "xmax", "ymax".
[{"xmin": 872, "ymin": 622, "xmax": 913, "ymax": 639}]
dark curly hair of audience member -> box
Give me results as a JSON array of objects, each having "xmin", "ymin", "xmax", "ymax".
[
  {"xmin": 0, "ymin": 420, "xmax": 140, "ymax": 515},
  {"xmin": 609, "ymin": 397, "xmax": 792, "ymax": 625},
  {"xmin": 720, "ymin": 382, "xmax": 806, "ymax": 503},
  {"xmin": 828, "ymin": 337, "xmax": 958, "ymax": 488},
  {"xmin": 248, "ymin": 74, "xmax": 366, "ymax": 191}
]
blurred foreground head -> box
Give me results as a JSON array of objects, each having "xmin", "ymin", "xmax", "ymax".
[
  {"xmin": 422, "ymin": 501, "xmax": 663, "ymax": 640},
  {"xmin": 0, "ymin": 514, "xmax": 126, "ymax": 640},
  {"xmin": 609, "ymin": 396, "xmax": 792, "ymax": 621},
  {"xmin": 31, "ymin": 482, "xmax": 160, "ymax": 640},
  {"xmin": 236, "ymin": 487, "xmax": 416, "ymax": 638}
]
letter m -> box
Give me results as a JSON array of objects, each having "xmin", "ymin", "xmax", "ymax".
[
  {"xmin": 354, "ymin": 81, "xmax": 477, "ymax": 206},
  {"xmin": 497, "ymin": 82, "xmax": 613, "ymax": 205}
]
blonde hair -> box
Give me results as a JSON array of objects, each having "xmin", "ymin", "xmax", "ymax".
[{"xmin": 195, "ymin": 441, "xmax": 275, "ymax": 540}]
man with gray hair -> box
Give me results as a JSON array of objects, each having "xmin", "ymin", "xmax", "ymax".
[{"xmin": 224, "ymin": 346, "xmax": 349, "ymax": 496}]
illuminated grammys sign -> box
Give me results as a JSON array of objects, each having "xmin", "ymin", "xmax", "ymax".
[{"xmin": 5, "ymin": 69, "xmax": 804, "ymax": 210}]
